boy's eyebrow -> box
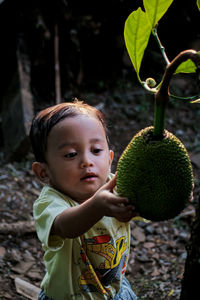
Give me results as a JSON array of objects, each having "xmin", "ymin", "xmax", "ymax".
[
  {"xmin": 57, "ymin": 138, "xmax": 105, "ymax": 150},
  {"xmin": 57, "ymin": 142, "xmax": 75, "ymax": 150}
]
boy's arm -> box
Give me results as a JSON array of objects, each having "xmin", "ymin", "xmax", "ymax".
[{"xmin": 51, "ymin": 175, "xmax": 137, "ymax": 238}]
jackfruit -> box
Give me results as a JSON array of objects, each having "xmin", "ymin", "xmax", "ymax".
[{"xmin": 116, "ymin": 126, "xmax": 193, "ymax": 221}]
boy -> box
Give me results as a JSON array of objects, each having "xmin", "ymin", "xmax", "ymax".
[{"xmin": 30, "ymin": 99, "xmax": 138, "ymax": 299}]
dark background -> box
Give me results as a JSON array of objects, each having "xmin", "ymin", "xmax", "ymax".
[{"xmin": 0, "ymin": 0, "xmax": 199, "ymax": 110}]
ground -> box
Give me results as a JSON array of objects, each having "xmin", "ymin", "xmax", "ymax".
[{"xmin": 0, "ymin": 77, "xmax": 200, "ymax": 299}]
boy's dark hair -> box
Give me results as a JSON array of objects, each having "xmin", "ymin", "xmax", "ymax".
[{"xmin": 29, "ymin": 99, "xmax": 108, "ymax": 162}]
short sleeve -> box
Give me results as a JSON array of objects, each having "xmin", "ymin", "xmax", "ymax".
[{"xmin": 33, "ymin": 186, "xmax": 72, "ymax": 250}]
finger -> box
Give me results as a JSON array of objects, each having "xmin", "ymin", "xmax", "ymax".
[
  {"xmin": 104, "ymin": 192, "xmax": 129, "ymax": 205},
  {"xmin": 108, "ymin": 203, "xmax": 133, "ymax": 216},
  {"xmin": 189, "ymin": 192, "xmax": 194, "ymax": 203},
  {"xmin": 104, "ymin": 174, "xmax": 117, "ymax": 191},
  {"xmin": 124, "ymin": 205, "xmax": 140, "ymax": 218},
  {"xmin": 116, "ymin": 216, "xmax": 132, "ymax": 222},
  {"xmin": 115, "ymin": 209, "xmax": 140, "ymax": 222},
  {"xmin": 129, "ymin": 205, "xmax": 139, "ymax": 214},
  {"xmin": 115, "ymin": 211, "xmax": 135, "ymax": 222}
]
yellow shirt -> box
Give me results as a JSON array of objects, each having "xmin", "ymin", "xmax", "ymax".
[{"xmin": 33, "ymin": 185, "xmax": 131, "ymax": 300}]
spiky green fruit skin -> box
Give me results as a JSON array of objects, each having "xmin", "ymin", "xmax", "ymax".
[{"xmin": 116, "ymin": 126, "xmax": 194, "ymax": 221}]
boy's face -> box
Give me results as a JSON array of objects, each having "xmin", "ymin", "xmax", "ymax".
[{"xmin": 40, "ymin": 115, "xmax": 113, "ymax": 203}]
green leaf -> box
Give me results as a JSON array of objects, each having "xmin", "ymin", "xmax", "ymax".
[
  {"xmin": 175, "ymin": 51, "xmax": 200, "ymax": 74},
  {"xmin": 197, "ymin": 0, "xmax": 200, "ymax": 11},
  {"xmin": 143, "ymin": 0, "xmax": 174, "ymax": 28},
  {"xmin": 175, "ymin": 60, "xmax": 196, "ymax": 74},
  {"xmin": 190, "ymin": 98, "xmax": 200, "ymax": 103},
  {"xmin": 124, "ymin": 8, "xmax": 151, "ymax": 79}
]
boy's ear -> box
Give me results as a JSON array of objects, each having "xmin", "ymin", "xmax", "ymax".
[
  {"xmin": 32, "ymin": 162, "xmax": 49, "ymax": 183},
  {"xmin": 109, "ymin": 150, "xmax": 114, "ymax": 165}
]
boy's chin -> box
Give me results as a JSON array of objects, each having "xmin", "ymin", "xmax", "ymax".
[{"xmin": 73, "ymin": 188, "xmax": 99, "ymax": 204}]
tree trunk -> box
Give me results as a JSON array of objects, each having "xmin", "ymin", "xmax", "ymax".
[
  {"xmin": 180, "ymin": 196, "xmax": 200, "ymax": 299},
  {"xmin": 2, "ymin": 34, "xmax": 34, "ymax": 161}
]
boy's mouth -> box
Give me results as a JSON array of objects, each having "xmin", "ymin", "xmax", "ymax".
[{"xmin": 81, "ymin": 173, "xmax": 98, "ymax": 181}]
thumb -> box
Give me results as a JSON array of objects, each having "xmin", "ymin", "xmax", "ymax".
[{"xmin": 104, "ymin": 174, "xmax": 116, "ymax": 192}]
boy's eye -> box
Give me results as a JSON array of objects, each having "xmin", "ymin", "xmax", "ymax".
[
  {"xmin": 93, "ymin": 148, "xmax": 103, "ymax": 154},
  {"xmin": 65, "ymin": 152, "xmax": 77, "ymax": 158}
]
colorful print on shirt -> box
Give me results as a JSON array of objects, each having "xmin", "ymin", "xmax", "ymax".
[{"xmin": 79, "ymin": 233, "xmax": 128, "ymax": 295}]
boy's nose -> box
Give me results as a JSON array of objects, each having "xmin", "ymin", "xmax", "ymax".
[{"xmin": 80, "ymin": 154, "xmax": 93, "ymax": 168}]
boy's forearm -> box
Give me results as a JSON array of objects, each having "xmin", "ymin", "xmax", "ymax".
[{"xmin": 51, "ymin": 198, "xmax": 103, "ymax": 238}]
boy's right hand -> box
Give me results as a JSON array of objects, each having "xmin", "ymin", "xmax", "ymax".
[
  {"xmin": 51, "ymin": 174, "xmax": 139, "ymax": 239},
  {"xmin": 93, "ymin": 174, "xmax": 139, "ymax": 222}
]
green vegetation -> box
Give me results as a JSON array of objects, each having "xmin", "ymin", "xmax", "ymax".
[
  {"xmin": 124, "ymin": 0, "xmax": 200, "ymax": 101},
  {"xmin": 116, "ymin": 0, "xmax": 200, "ymax": 221}
]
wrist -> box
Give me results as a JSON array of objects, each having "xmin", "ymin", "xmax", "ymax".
[{"xmin": 86, "ymin": 195, "xmax": 105, "ymax": 219}]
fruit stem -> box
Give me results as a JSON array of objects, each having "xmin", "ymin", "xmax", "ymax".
[
  {"xmin": 153, "ymin": 100, "xmax": 167, "ymax": 139},
  {"xmin": 153, "ymin": 50, "xmax": 200, "ymax": 138}
]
